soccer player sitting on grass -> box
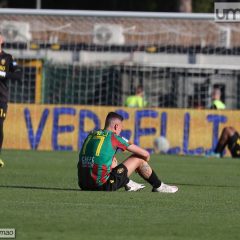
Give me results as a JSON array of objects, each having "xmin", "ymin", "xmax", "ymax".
[
  {"xmin": 207, "ymin": 126, "xmax": 240, "ymax": 158},
  {"xmin": 77, "ymin": 112, "xmax": 178, "ymax": 193}
]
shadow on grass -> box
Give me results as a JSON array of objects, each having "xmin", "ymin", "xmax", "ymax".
[
  {"xmin": 1, "ymin": 183, "xmax": 240, "ymax": 191},
  {"xmin": 0, "ymin": 185, "xmax": 80, "ymax": 191},
  {"xmin": 173, "ymin": 182, "xmax": 240, "ymax": 188}
]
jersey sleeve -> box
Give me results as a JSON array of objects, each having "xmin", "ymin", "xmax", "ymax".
[
  {"xmin": 6, "ymin": 55, "xmax": 22, "ymax": 81},
  {"xmin": 111, "ymin": 134, "xmax": 130, "ymax": 151},
  {"xmin": 8, "ymin": 55, "xmax": 13, "ymax": 72}
]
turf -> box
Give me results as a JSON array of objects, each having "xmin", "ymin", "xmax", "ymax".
[{"xmin": 0, "ymin": 150, "xmax": 240, "ymax": 240}]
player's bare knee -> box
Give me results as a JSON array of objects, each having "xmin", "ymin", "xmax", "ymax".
[
  {"xmin": 228, "ymin": 126, "xmax": 236, "ymax": 133},
  {"xmin": 225, "ymin": 126, "xmax": 236, "ymax": 137},
  {"xmin": 222, "ymin": 127, "xmax": 228, "ymax": 132},
  {"xmin": 132, "ymin": 157, "xmax": 146, "ymax": 169},
  {"xmin": 222, "ymin": 127, "xmax": 231, "ymax": 135}
]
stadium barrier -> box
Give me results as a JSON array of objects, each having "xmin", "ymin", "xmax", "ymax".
[
  {"xmin": 5, "ymin": 103, "xmax": 239, "ymax": 156},
  {"xmin": 2, "ymin": 9, "xmax": 240, "ymax": 109}
]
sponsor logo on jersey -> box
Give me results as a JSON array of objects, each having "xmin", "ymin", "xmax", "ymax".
[
  {"xmin": 0, "ymin": 65, "xmax": 5, "ymax": 71},
  {"xmin": 81, "ymin": 155, "xmax": 95, "ymax": 167},
  {"xmin": 110, "ymin": 180, "xmax": 114, "ymax": 184}
]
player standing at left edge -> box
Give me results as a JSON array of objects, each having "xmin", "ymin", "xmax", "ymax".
[{"xmin": 0, "ymin": 32, "xmax": 22, "ymax": 167}]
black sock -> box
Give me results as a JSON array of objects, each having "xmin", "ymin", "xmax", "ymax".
[{"xmin": 145, "ymin": 171, "xmax": 161, "ymax": 188}]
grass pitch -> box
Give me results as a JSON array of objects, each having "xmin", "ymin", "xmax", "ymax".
[{"xmin": 0, "ymin": 150, "xmax": 240, "ymax": 240}]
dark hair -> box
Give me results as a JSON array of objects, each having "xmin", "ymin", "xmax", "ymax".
[
  {"xmin": 136, "ymin": 85, "xmax": 144, "ymax": 94},
  {"xmin": 104, "ymin": 112, "xmax": 123, "ymax": 128}
]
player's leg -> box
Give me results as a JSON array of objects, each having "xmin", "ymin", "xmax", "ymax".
[
  {"xmin": 225, "ymin": 128, "xmax": 240, "ymax": 157},
  {"xmin": 122, "ymin": 154, "xmax": 161, "ymax": 188},
  {"xmin": 122, "ymin": 154, "xmax": 178, "ymax": 193},
  {"xmin": 0, "ymin": 118, "xmax": 4, "ymax": 152},
  {"xmin": 111, "ymin": 156, "xmax": 145, "ymax": 191},
  {"xmin": 0, "ymin": 118, "xmax": 4, "ymax": 167},
  {"xmin": 214, "ymin": 127, "xmax": 236, "ymax": 156},
  {"xmin": 0, "ymin": 103, "xmax": 7, "ymax": 167}
]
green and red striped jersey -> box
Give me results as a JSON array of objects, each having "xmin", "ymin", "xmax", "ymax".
[{"xmin": 78, "ymin": 129, "xmax": 130, "ymax": 189}]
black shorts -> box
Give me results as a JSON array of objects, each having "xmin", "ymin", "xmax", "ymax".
[
  {"xmin": 100, "ymin": 164, "xmax": 129, "ymax": 191},
  {"xmin": 0, "ymin": 102, "xmax": 7, "ymax": 120},
  {"xmin": 228, "ymin": 132, "xmax": 240, "ymax": 158}
]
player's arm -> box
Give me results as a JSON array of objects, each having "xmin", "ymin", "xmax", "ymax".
[
  {"xmin": 0, "ymin": 55, "xmax": 22, "ymax": 81},
  {"xmin": 113, "ymin": 134, "xmax": 150, "ymax": 161},
  {"xmin": 118, "ymin": 135, "xmax": 150, "ymax": 161},
  {"xmin": 127, "ymin": 144, "xmax": 150, "ymax": 162}
]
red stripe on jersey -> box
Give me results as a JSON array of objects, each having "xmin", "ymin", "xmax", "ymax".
[
  {"xmin": 100, "ymin": 164, "xmax": 109, "ymax": 184},
  {"xmin": 91, "ymin": 164, "xmax": 98, "ymax": 183},
  {"xmin": 111, "ymin": 134, "xmax": 128, "ymax": 151}
]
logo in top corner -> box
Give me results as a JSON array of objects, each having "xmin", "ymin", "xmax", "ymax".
[
  {"xmin": 1, "ymin": 59, "xmax": 5, "ymax": 65},
  {"xmin": 215, "ymin": 2, "xmax": 240, "ymax": 22}
]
